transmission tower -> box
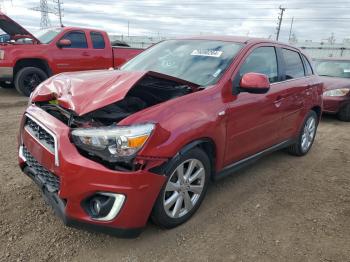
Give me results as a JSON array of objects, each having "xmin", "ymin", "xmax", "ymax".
[
  {"xmin": 275, "ymin": 6, "xmax": 286, "ymax": 41},
  {"xmin": 53, "ymin": 0, "xmax": 64, "ymax": 27},
  {"xmin": 31, "ymin": 0, "xmax": 64, "ymax": 29}
]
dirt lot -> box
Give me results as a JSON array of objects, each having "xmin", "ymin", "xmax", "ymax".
[{"xmin": 0, "ymin": 87, "xmax": 349, "ymax": 262}]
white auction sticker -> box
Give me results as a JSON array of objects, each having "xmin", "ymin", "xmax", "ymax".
[{"xmin": 191, "ymin": 49, "xmax": 223, "ymax": 57}]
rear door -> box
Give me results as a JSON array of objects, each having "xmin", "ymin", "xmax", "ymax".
[
  {"xmin": 52, "ymin": 30, "xmax": 92, "ymax": 73},
  {"xmin": 277, "ymin": 47, "xmax": 309, "ymax": 140},
  {"xmin": 87, "ymin": 31, "xmax": 113, "ymax": 69},
  {"xmin": 224, "ymin": 45, "xmax": 286, "ymax": 165}
]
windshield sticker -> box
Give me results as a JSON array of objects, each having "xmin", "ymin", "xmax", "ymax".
[
  {"xmin": 191, "ymin": 49, "xmax": 223, "ymax": 58},
  {"xmin": 213, "ymin": 69, "xmax": 222, "ymax": 78}
]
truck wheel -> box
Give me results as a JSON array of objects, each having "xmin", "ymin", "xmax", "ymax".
[
  {"xmin": 337, "ymin": 103, "xmax": 350, "ymax": 122},
  {"xmin": 0, "ymin": 81, "xmax": 14, "ymax": 88},
  {"xmin": 14, "ymin": 67, "xmax": 48, "ymax": 97},
  {"xmin": 151, "ymin": 148, "xmax": 210, "ymax": 229},
  {"xmin": 286, "ymin": 111, "xmax": 318, "ymax": 156}
]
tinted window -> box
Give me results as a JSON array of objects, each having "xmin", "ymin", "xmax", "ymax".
[
  {"xmin": 91, "ymin": 32, "xmax": 105, "ymax": 49},
  {"xmin": 63, "ymin": 31, "xmax": 88, "ymax": 48},
  {"xmin": 302, "ymin": 55, "xmax": 313, "ymax": 76},
  {"xmin": 282, "ymin": 49, "xmax": 305, "ymax": 79},
  {"xmin": 240, "ymin": 47, "xmax": 279, "ymax": 83}
]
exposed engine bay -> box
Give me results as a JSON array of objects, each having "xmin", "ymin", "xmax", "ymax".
[{"xmin": 36, "ymin": 74, "xmax": 198, "ymax": 127}]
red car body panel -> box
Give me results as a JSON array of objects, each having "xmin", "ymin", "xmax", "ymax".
[
  {"xmin": 18, "ymin": 36, "xmax": 323, "ymax": 236},
  {"xmin": 0, "ymin": 12, "xmax": 143, "ymax": 83},
  {"xmin": 319, "ymin": 76, "xmax": 350, "ymax": 113}
]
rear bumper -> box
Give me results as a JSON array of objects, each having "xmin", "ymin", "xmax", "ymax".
[
  {"xmin": 323, "ymin": 96, "xmax": 350, "ymax": 113},
  {"xmin": 18, "ymin": 105, "xmax": 167, "ymax": 237},
  {"xmin": 0, "ymin": 66, "xmax": 13, "ymax": 81}
]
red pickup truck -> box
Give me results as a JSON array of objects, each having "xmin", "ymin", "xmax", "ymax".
[{"xmin": 0, "ymin": 13, "xmax": 143, "ymax": 96}]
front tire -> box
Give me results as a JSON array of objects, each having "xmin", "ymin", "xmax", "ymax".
[
  {"xmin": 287, "ymin": 110, "xmax": 318, "ymax": 156},
  {"xmin": 14, "ymin": 67, "xmax": 48, "ymax": 97},
  {"xmin": 151, "ymin": 148, "xmax": 210, "ymax": 229},
  {"xmin": 337, "ymin": 103, "xmax": 350, "ymax": 122}
]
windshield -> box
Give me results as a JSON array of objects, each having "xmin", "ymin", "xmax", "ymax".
[
  {"xmin": 33, "ymin": 28, "xmax": 62, "ymax": 44},
  {"xmin": 315, "ymin": 60, "xmax": 350, "ymax": 78},
  {"xmin": 121, "ymin": 40, "xmax": 243, "ymax": 86}
]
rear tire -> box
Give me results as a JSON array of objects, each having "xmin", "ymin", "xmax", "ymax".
[
  {"xmin": 337, "ymin": 103, "xmax": 350, "ymax": 122},
  {"xmin": 14, "ymin": 67, "xmax": 48, "ymax": 97},
  {"xmin": 287, "ymin": 110, "xmax": 318, "ymax": 156},
  {"xmin": 151, "ymin": 147, "xmax": 210, "ymax": 229},
  {"xmin": 0, "ymin": 81, "xmax": 14, "ymax": 88}
]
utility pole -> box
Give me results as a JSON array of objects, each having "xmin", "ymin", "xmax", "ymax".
[
  {"xmin": 275, "ymin": 6, "xmax": 286, "ymax": 41},
  {"xmin": 288, "ymin": 17, "xmax": 294, "ymax": 42},
  {"xmin": 127, "ymin": 21, "xmax": 129, "ymax": 37},
  {"xmin": 53, "ymin": 0, "xmax": 64, "ymax": 27}
]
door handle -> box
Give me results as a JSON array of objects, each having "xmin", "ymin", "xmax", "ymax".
[{"xmin": 82, "ymin": 52, "xmax": 90, "ymax": 57}]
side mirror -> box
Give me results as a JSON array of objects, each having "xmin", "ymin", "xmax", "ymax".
[
  {"xmin": 239, "ymin": 72, "xmax": 270, "ymax": 94},
  {"xmin": 57, "ymin": 39, "xmax": 71, "ymax": 48}
]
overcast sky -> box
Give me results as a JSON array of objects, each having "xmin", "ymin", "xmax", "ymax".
[{"xmin": 2, "ymin": 0, "xmax": 350, "ymax": 43}]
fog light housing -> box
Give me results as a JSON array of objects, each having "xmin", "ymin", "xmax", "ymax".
[{"xmin": 85, "ymin": 193, "xmax": 125, "ymax": 221}]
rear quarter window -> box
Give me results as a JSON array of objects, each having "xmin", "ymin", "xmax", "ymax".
[
  {"xmin": 302, "ymin": 55, "xmax": 313, "ymax": 76},
  {"xmin": 282, "ymin": 49, "xmax": 305, "ymax": 79},
  {"xmin": 91, "ymin": 32, "xmax": 105, "ymax": 49}
]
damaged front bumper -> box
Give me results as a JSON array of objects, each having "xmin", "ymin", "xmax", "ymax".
[{"xmin": 18, "ymin": 105, "xmax": 167, "ymax": 237}]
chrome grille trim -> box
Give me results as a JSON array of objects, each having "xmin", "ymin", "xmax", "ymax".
[{"xmin": 24, "ymin": 114, "xmax": 59, "ymax": 166}]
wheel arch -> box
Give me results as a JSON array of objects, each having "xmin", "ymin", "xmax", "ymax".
[
  {"xmin": 14, "ymin": 58, "xmax": 52, "ymax": 77},
  {"xmin": 150, "ymin": 138, "xmax": 218, "ymax": 179},
  {"xmin": 311, "ymin": 105, "xmax": 322, "ymax": 121}
]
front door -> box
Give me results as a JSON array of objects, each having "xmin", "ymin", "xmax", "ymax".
[
  {"xmin": 52, "ymin": 30, "xmax": 92, "ymax": 73},
  {"xmin": 224, "ymin": 46, "xmax": 285, "ymax": 166}
]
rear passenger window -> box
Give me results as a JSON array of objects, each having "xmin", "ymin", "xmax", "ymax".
[
  {"xmin": 282, "ymin": 49, "xmax": 305, "ymax": 79},
  {"xmin": 91, "ymin": 32, "xmax": 105, "ymax": 49},
  {"xmin": 240, "ymin": 47, "xmax": 279, "ymax": 83},
  {"xmin": 302, "ymin": 55, "xmax": 313, "ymax": 76},
  {"xmin": 63, "ymin": 31, "xmax": 88, "ymax": 48}
]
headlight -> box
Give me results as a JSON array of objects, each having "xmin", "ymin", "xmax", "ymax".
[
  {"xmin": 71, "ymin": 123, "xmax": 154, "ymax": 163},
  {"xmin": 323, "ymin": 88, "xmax": 350, "ymax": 97}
]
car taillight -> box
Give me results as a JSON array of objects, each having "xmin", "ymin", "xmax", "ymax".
[{"xmin": 0, "ymin": 50, "xmax": 4, "ymax": 60}]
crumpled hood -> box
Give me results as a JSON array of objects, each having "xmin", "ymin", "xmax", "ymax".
[
  {"xmin": 31, "ymin": 70, "xmax": 148, "ymax": 115},
  {"xmin": 320, "ymin": 76, "xmax": 350, "ymax": 91}
]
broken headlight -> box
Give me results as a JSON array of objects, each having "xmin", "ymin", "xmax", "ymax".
[{"xmin": 71, "ymin": 123, "xmax": 154, "ymax": 163}]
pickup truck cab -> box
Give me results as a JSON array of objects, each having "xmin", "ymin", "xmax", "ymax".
[
  {"xmin": 0, "ymin": 12, "xmax": 143, "ymax": 96},
  {"xmin": 19, "ymin": 36, "xmax": 323, "ymax": 237}
]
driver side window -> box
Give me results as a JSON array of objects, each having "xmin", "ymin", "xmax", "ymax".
[
  {"xmin": 240, "ymin": 47, "xmax": 279, "ymax": 83},
  {"xmin": 61, "ymin": 31, "xmax": 88, "ymax": 49}
]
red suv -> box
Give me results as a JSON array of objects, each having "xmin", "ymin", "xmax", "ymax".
[{"xmin": 18, "ymin": 36, "xmax": 323, "ymax": 237}]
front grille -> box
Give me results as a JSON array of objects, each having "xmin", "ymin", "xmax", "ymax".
[
  {"xmin": 23, "ymin": 146, "xmax": 60, "ymax": 193},
  {"xmin": 25, "ymin": 117, "xmax": 55, "ymax": 153}
]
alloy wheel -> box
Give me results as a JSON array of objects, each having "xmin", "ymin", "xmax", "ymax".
[
  {"xmin": 163, "ymin": 159, "xmax": 206, "ymax": 218},
  {"xmin": 301, "ymin": 116, "xmax": 316, "ymax": 152}
]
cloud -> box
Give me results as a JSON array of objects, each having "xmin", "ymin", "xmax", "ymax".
[{"xmin": 2, "ymin": 0, "xmax": 349, "ymax": 42}]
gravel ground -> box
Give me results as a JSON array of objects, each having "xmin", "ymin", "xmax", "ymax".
[{"xmin": 0, "ymin": 87, "xmax": 349, "ymax": 262}]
